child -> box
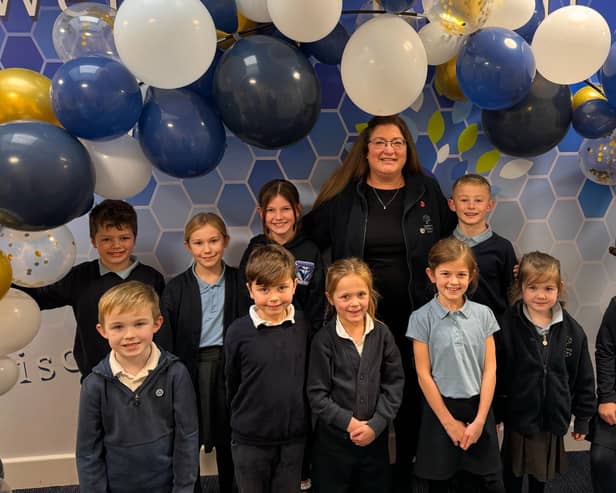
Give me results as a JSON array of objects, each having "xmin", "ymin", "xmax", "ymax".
[
  {"xmin": 407, "ymin": 238, "xmax": 504, "ymax": 492},
  {"xmin": 240, "ymin": 179, "xmax": 325, "ymax": 334},
  {"xmin": 76, "ymin": 281, "xmax": 199, "ymax": 493},
  {"xmin": 591, "ymin": 296, "xmax": 616, "ymax": 493},
  {"xmin": 496, "ymin": 252, "xmax": 595, "ymax": 493},
  {"xmin": 159, "ymin": 213, "xmax": 247, "ymax": 493},
  {"xmin": 448, "ymin": 174, "xmax": 517, "ymax": 323},
  {"xmin": 225, "ymin": 244, "xmax": 310, "ymax": 493},
  {"xmin": 307, "ymin": 258, "xmax": 404, "ymax": 493},
  {"xmin": 18, "ymin": 199, "xmax": 165, "ymax": 378}
]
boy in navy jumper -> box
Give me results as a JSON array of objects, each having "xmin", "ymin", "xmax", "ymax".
[
  {"xmin": 448, "ymin": 174, "xmax": 516, "ymax": 323},
  {"xmin": 225, "ymin": 244, "xmax": 309, "ymax": 493}
]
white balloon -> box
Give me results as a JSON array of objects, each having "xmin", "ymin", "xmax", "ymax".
[
  {"xmin": 236, "ymin": 0, "xmax": 271, "ymax": 22},
  {"xmin": 82, "ymin": 135, "xmax": 153, "ymax": 200},
  {"xmin": 267, "ymin": 0, "xmax": 342, "ymax": 43},
  {"xmin": 341, "ymin": 15, "xmax": 428, "ymax": 116},
  {"xmin": 532, "ymin": 6, "xmax": 611, "ymax": 85},
  {"xmin": 114, "ymin": 0, "xmax": 217, "ymax": 89},
  {"xmin": 0, "ymin": 356, "xmax": 19, "ymax": 396},
  {"xmin": 484, "ymin": 0, "xmax": 534, "ymax": 30},
  {"xmin": 0, "ymin": 289, "xmax": 41, "ymax": 355},
  {"xmin": 419, "ymin": 22, "xmax": 466, "ymax": 66},
  {"xmin": 0, "ymin": 227, "xmax": 76, "ymax": 288}
]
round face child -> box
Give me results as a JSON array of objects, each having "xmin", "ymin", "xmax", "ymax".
[
  {"xmin": 260, "ymin": 194, "xmax": 299, "ymax": 245},
  {"xmin": 327, "ymin": 273, "xmax": 370, "ymax": 331},
  {"xmin": 185, "ymin": 223, "xmax": 228, "ymax": 277},
  {"xmin": 91, "ymin": 224, "xmax": 136, "ymax": 272},
  {"xmin": 448, "ymin": 182, "xmax": 494, "ymax": 233},
  {"xmin": 522, "ymin": 277, "xmax": 560, "ymax": 320},
  {"xmin": 426, "ymin": 257, "xmax": 471, "ymax": 311},
  {"xmin": 247, "ymin": 276, "xmax": 297, "ymax": 325}
]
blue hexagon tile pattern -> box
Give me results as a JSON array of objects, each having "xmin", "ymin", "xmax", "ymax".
[{"xmin": 1, "ymin": 0, "xmax": 616, "ymax": 340}]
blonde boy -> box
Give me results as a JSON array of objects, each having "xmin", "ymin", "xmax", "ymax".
[{"xmin": 76, "ymin": 281, "xmax": 199, "ymax": 493}]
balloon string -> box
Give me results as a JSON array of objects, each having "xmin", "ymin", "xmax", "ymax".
[{"xmin": 584, "ymin": 79, "xmax": 606, "ymax": 97}]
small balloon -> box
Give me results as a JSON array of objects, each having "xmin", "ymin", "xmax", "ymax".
[
  {"xmin": 422, "ymin": 0, "xmax": 493, "ymax": 36},
  {"xmin": 0, "ymin": 356, "xmax": 19, "ymax": 396},
  {"xmin": 0, "ymin": 252, "xmax": 11, "ymax": 300},
  {"xmin": 515, "ymin": 0, "xmax": 544, "ymax": 44},
  {"xmin": 0, "ymin": 289, "xmax": 41, "ymax": 355},
  {"xmin": 52, "ymin": 2, "xmax": 118, "ymax": 62},
  {"xmin": 201, "ymin": 0, "xmax": 238, "ymax": 33},
  {"xmin": 572, "ymin": 99, "xmax": 616, "ymax": 140},
  {"xmin": 434, "ymin": 56, "xmax": 466, "ymax": 101},
  {"xmin": 301, "ymin": 23, "xmax": 349, "ymax": 65},
  {"xmin": 572, "ymin": 85, "xmax": 607, "ymax": 112},
  {"xmin": 185, "ymin": 49, "xmax": 224, "ymax": 104},
  {"xmin": 0, "ymin": 68, "xmax": 60, "ymax": 126},
  {"xmin": 484, "ymin": 0, "xmax": 534, "ymax": 30},
  {"xmin": 236, "ymin": 0, "xmax": 271, "ymax": 22},
  {"xmin": 0, "ymin": 226, "xmax": 76, "ymax": 288},
  {"xmin": 579, "ymin": 132, "xmax": 616, "ymax": 186}
]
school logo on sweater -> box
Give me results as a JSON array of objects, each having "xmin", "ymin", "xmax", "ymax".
[{"xmin": 295, "ymin": 260, "xmax": 315, "ymax": 286}]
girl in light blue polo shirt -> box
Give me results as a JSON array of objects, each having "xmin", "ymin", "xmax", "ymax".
[{"xmin": 407, "ymin": 237, "xmax": 504, "ymax": 493}]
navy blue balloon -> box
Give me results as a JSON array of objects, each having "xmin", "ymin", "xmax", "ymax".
[
  {"xmin": 137, "ymin": 88, "xmax": 226, "ymax": 178},
  {"xmin": 457, "ymin": 28, "xmax": 536, "ymax": 110},
  {"xmin": 482, "ymin": 73, "xmax": 571, "ymax": 158},
  {"xmin": 515, "ymin": 0, "xmax": 545, "ymax": 44},
  {"xmin": 600, "ymin": 43, "xmax": 616, "ymax": 109},
  {"xmin": 213, "ymin": 35, "xmax": 321, "ymax": 149},
  {"xmin": 200, "ymin": 0, "xmax": 237, "ymax": 33},
  {"xmin": 51, "ymin": 56, "xmax": 142, "ymax": 140},
  {"xmin": 185, "ymin": 49, "xmax": 224, "ymax": 104},
  {"xmin": 0, "ymin": 122, "xmax": 95, "ymax": 230},
  {"xmin": 572, "ymin": 99, "xmax": 616, "ymax": 139},
  {"xmin": 381, "ymin": 0, "xmax": 416, "ymax": 12},
  {"xmin": 302, "ymin": 23, "xmax": 349, "ymax": 65}
]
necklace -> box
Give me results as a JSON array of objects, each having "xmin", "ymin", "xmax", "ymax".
[{"xmin": 372, "ymin": 186, "xmax": 401, "ymax": 210}]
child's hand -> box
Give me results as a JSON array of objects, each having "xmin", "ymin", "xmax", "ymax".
[
  {"xmin": 571, "ymin": 432, "xmax": 586, "ymax": 441},
  {"xmin": 460, "ymin": 420, "xmax": 484, "ymax": 450},
  {"xmin": 443, "ymin": 419, "xmax": 466, "ymax": 446},
  {"xmin": 598, "ymin": 402, "xmax": 616, "ymax": 425},
  {"xmin": 346, "ymin": 417, "xmax": 365, "ymax": 434},
  {"xmin": 350, "ymin": 423, "xmax": 376, "ymax": 447}
]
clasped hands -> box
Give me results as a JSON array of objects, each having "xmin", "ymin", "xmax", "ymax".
[
  {"xmin": 347, "ymin": 416, "xmax": 376, "ymax": 447},
  {"xmin": 444, "ymin": 418, "xmax": 484, "ymax": 451}
]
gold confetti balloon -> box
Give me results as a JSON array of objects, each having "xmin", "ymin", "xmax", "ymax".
[
  {"xmin": 423, "ymin": 0, "xmax": 494, "ymax": 36},
  {"xmin": 0, "ymin": 226, "xmax": 76, "ymax": 288},
  {"xmin": 579, "ymin": 132, "xmax": 616, "ymax": 186},
  {"xmin": 0, "ymin": 250, "xmax": 11, "ymax": 300},
  {"xmin": 0, "ymin": 68, "xmax": 61, "ymax": 126}
]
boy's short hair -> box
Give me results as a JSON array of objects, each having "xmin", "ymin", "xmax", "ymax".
[
  {"xmin": 98, "ymin": 281, "xmax": 160, "ymax": 325},
  {"xmin": 451, "ymin": 173, "xmax": 492, "ymax": 196},
  {"xmin": 245, "ymin": 244, "xmax": 296, "ymax": 286},
  {"xmin": 89, "ymin": 200, "xmax": 138, "ymax": 239}
]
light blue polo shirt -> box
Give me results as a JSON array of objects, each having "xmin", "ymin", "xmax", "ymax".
[
  {"xmin": 193, "ymin": 264, "xmax": 225, "ymax": 348},
  {"xmin": 406, "ymin": 296, "xmax": 499, "ymax": 399}
]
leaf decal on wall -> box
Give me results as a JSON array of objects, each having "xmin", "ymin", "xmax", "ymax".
[
  {"xmin": 437, "ymin": 144, "xmax": 450, "ymax": 164},
  {"xmin": 427, "ymin": 111, "xmax": 445, "ymax": 144},
  {"xmin": 500, "ymin": 158, "xmax": 533, "ymax": 179},
  {"xmin": 355, "ymin": 123, "xmax": 367, "ymax": 134},
  {"xmin": 458, "ymin": 124, "xmax": 478, "ymax": 154},
  {"xmin": 452, "ymin": 100, "xmax": 473, "ymax": 124},
  {"xmin": 476, "ymin": 149, "xmax": 501, "ymax": 174}
]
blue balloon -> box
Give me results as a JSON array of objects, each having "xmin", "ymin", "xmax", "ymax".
[
  {"xmin": 137, "ymin": 88, "xmax": 226, "ymax": 179},
  {"xmin": 185, "ymin": 49, "xmax": 224, "ymax": 104},
  {"xmin": 213, "ymin": 35, "xmax": 321, "ymax": 149},
  {"xmin": 600, "ymin": 43, "xmax": 616, "ymax": 109},
  {"xmin": 457, "ymin": 27, "xmax": 536, "ymax": 110},
  {"xmin": 515, "ymin": 0, "xmax": 545, "ymax": 44},
  {"xmin": 51, "ymin": 56, "xmax": 142, "ymax": 140},
  {"xmin": 381, "ymin": 0, "xmax": 416, "ymax": 12},
  {"xmin": 0, "ymin": 122, "xmax": 95, "ymax": 230},
  {"xmin": 572, "ymin": 99, "xmax": 616, "ymax": 139},
  {"xmin": 200, "ymin": 0, "xmax": 238, "ymax": 33},
  {"xmin": 301, "ymin": 23, "xmax": 349, "ymax": 65}
]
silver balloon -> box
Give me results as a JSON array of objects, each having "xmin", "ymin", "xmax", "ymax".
[
  {"xmin": 52, "ymin": 2, "xmax": 118, "ymax": 62},
  {"xmin": 579, "ymin": 132, "xmax": 616, "ymax": 186},
  {"xmin": 0, "ymin": 226, "xmax": 77, "ymax": 287}
]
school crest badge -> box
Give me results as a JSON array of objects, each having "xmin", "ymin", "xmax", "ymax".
[{"xmin": 295, "ymin": 260, "xmax": 315, "ymax": 286}]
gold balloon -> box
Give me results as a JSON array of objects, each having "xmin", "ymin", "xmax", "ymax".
[
  {"xmin": 572, "ymin": 85, "xmax": 607, "ymax": 111},
  {"xmin": 434, "ymin": 57, "xmax": 466, "ymax": 101},
  {"xmin": 0, "ymin": 68, "xmax": 61, "ymax": 126},
  {"xmin": 0, "ymin": 251, "xmax": 12, "ymax": 300},
  {"xmin": 425, "ymin": 0, "xmax": 493, "ymax": 36}
]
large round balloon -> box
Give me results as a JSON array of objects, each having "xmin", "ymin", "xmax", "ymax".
[
  {"xmin": 419, "ymin": 22, "xmax": 466, "ymax": 66},
  {"xmin": 301, "ymin": 23, "xmax": 349, "ymax": 65},
  {"xmin": 579, "ymin": 132, "xmax": 616, "ymax": 186},
  {"xmin": 51, "ymin": 56, "xmax": 142, "ymax": 140},
  {"xmin": 0, "ymin": 122, "xmax": 95, "ymax": 231},
  {"xmin": 484, "ymin": 0, "xmax": 534, "ymax": 30},
  {"xmin": 0, "ymin": 251, "xmax": 11, "ymax": 300},
  {"xmin": 214, "ymin": 35, "xmax": 321, "ymax": 148},
  {"xmin": 532, "ymin": 6, "xmax": 611, "ymax": 85},
  {"xmin": 114, "ymin": 0, "xmax": 217, "ymax": 89},
  {"xmin": 236, "ymin": 0, "xmax": 271, "ymax": 22},
  {"xmin": 0, "ymin": 288, "xmax": 41, "ymax": 355},
  {"xmin": 600, "ymin": 43, "xmax": 616, "ymax": 109},
  {"xmin": 138, "ymin": 88, "xmax": 226, "ymax": 178},
  {"xmin": 434, "ymin": 56, "xmax": 466, "ymax": 101},
  {"xmin": 0, "ymin": 226, "xmax": 76, "ymax": 288},
  {"xmin": 267, "ymin": 0, "xmax": 342, "ymax": 43},
  {"xmin": 456, "ymin": 27, "xmax": 535, "ymax": 110},
  {"xmin": 423, "ymin": 0, "xmax": 493, "ymax": 36},
  {"xmin": 481, "ymin": 73, "xmax": 572, "ymax": 158},
  {"xmin": 0, "ymin": 356, "xmax": 19, "ymax": 396},
  {"xmin": 52, "ymin": 2, "xmax": 118, "ymax": 62},
  {"xmin": 572, "ymin": 99, "xmax": 616, "ymax": 140},
  {"xmin": 0, "ymin": 68, "xmax": 60, "ymax": 126},
  {"xmin": 341, "ymin": 15, "xmax": 427, "ymax": 115}
]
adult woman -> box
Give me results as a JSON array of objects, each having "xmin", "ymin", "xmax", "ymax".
[{"xmin": 303, "ymin": 114, "xmax": 456, "ymax": 491}]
